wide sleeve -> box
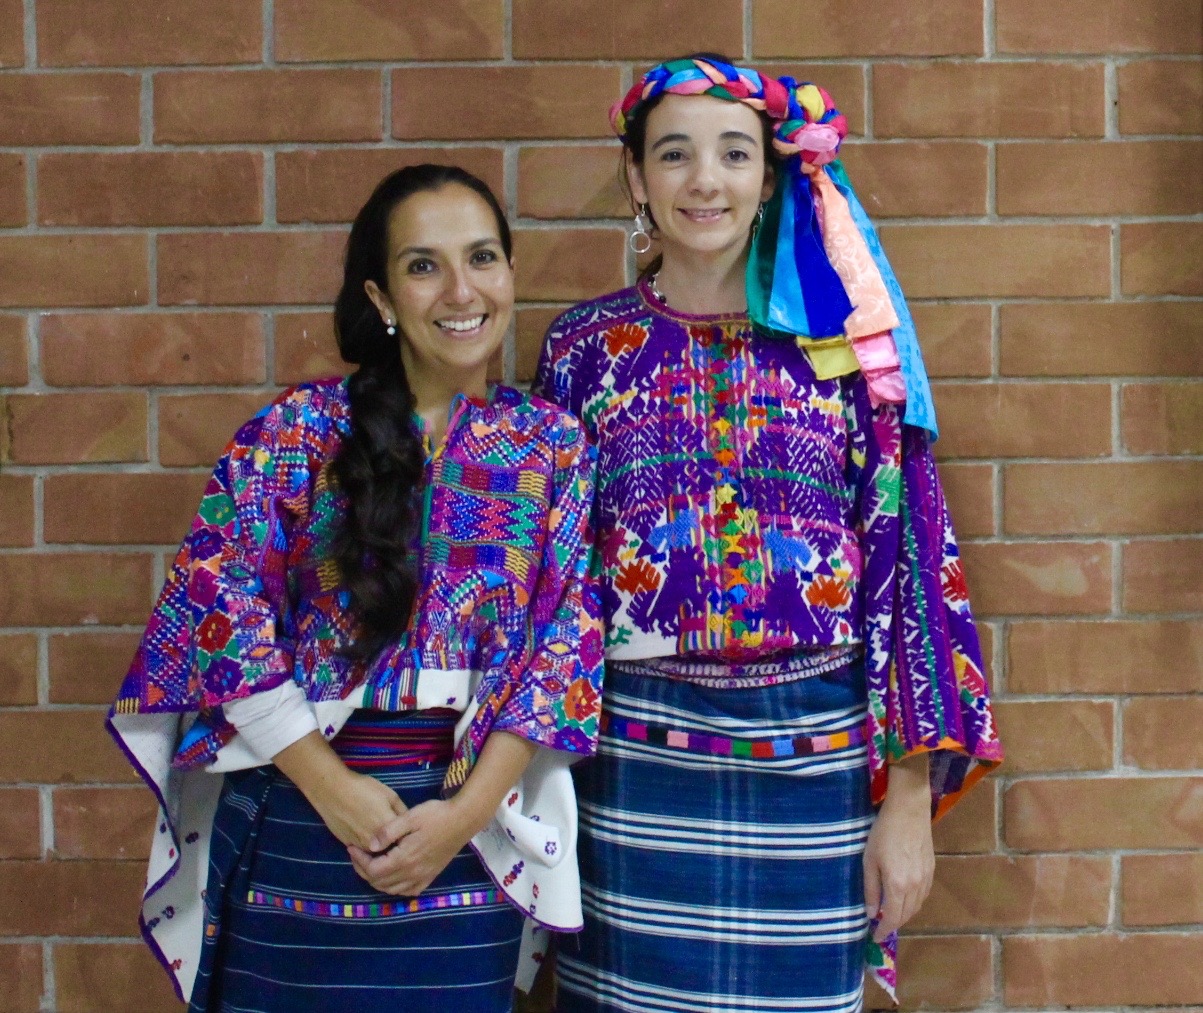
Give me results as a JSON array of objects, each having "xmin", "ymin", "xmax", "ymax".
[
  {"xmin": 111, "ymin": 396, "xmax": 317, "ymax": 763},
  {"xmin": 444, "ymin": 417, "xmax": 604, "ymax": 793},
  {"xmin": 854, "ymin": 386, "xmax": 1003, "ymax": 819}
]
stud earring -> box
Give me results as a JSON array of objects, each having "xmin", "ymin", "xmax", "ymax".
[
  {"xmin": 629, "ymin": 203, "xmax": 653, "ymax": 255},
  {"xmin": 385, "ymin": 319, "xmax": 397, "ymax": 336}
]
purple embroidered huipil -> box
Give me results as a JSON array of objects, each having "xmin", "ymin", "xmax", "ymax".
[{"xmin": 533, "ymin": 280, "xmax": 1002, "ymax": 817}]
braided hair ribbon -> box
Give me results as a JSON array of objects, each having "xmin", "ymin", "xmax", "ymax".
[{"xmin": 612, "ymin": 57, "xmax": 936, "ymax": 436}]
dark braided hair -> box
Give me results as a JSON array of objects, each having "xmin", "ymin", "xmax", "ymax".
[{"xmin": 331, "ymin": 164, "xmax": 512, "ymax": 661}]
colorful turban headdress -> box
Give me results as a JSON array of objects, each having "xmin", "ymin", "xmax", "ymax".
[{"xmin": 612, "ymin": 57, "xmax": 937, "ymax": 437}]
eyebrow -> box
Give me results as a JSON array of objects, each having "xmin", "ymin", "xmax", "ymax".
[
  {"xmin": 396, "ymin": 237, "xmax": 501, "ymax": 259},
  {"xmin": 650, "ymin": 129, "xmax": 760, "ymax": 151}
]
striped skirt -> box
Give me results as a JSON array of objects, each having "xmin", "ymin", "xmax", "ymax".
[
  {"xmin": 189, "ymin": 709, "xmax": 524, "ymax": 1013},
  {"xmin": 557, "ymin": 659, "xmax": 873, "ymax": 1013}
]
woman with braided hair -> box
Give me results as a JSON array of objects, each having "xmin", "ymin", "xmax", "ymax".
[
  {"xmin": 534, "ymin": 56, "xmax": 1002, "ymax": 1011},
  {"xmin": 108, "ymin": 164, "xmax": 603, "ymax": 1011}
]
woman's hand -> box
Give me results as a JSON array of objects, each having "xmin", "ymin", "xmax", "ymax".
[
  {"xmin": 862, "ymin": 752, "xmax": 935, "ymax": 943},
  {"xmin": 271, "ymin": 730, "xmax": 406, "ymax": 851},
  {"xmin": 347, "ymin": 798, "xmax": 477, "ymax": 896}
]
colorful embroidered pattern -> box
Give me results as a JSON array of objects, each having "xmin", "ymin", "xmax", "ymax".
[
  {"xmin": 600, "ymin": 710, "xmax": 866, "ymax": 759},
  {"xmin": 244, "ymin": 887, "xmax": 503, "ymax": 918}
]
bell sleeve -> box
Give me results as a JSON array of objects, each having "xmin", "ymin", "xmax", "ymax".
[{"xmin": 853, "ymin": 386, "xmax": 1004, "ymax": 819}]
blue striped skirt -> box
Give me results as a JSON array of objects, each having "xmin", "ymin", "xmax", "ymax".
[
  {"xmin": 189, "ymin": 709, "xmax": 523, "ymax": 1013},
  {"xmin": 557, "ymin": 660, "xmax": 873, "ymax": 1013}
]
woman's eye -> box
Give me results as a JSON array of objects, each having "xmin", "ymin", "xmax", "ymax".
[
  {"xmin": 659, "ymin": 149, "xmax": 686, "ymax": 163},
  {"xmin": 471, "ymin": 248, "xmax": 499, "ymax": 266},
  {"xmin": 726, "ymin": 148, "xmax": 752, "ymax": 162},
  {"xmin": 406, "ymin": 258, "xmax": 436, "ymax": 275}
]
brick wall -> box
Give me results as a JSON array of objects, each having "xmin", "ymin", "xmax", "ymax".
[{"xmin": 0, "ymin": 1, "xmax": 1200, "ymax": 1009}]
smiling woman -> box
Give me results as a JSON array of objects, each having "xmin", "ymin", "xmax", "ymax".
[{"xmin": 106, "ymin": 165, "xmax": 604, "ymax": 1013}]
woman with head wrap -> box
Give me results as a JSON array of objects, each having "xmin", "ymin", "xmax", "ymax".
[
  {"xmin": 108, "ymin": 164, "xmax": 603, "ymax": 1012},
  {"xmin": 534, "ymin": 56, "xmax": 1002, "ymax": 1011}
]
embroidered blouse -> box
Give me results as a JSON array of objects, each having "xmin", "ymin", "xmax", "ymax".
[{"xmin": 107, "ymin": 378, "xmax": 603, "ymax": 1001}]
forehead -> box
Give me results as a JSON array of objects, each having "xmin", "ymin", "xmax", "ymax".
[
  {"xmin": 386, "ymin": 183, "xmax": 501, "ymax": 252},
  {"xmin": 645, "ymin": 93, "xmax": 766, "ymax": 142}
]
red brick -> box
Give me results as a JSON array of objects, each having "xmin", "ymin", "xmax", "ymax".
[
  {"xmin": 1003, "ymin": 933, "xmax": 1203, "ymax": 1006},
  {"xmin": 518, "ymin": 145, "xmax": 627, "ymax": 221},
  {"xmin": 515, "ymin": 306, "xmax": 564, "ymax": 385},
  {"xmin": 0, "ymin": 553, "xmax": 152, "ymax": 627},
  {"xmin": 865, "ymin": 935, "xmax": 994, "ymax": 1010},
  {"xmin": 1008, "ymin": 620, "xmax": 1203, "ymax": 694},
  {"xmin": 0, "ymin": 944, "xmax": 41, "ymax": 1013},
  {"xmin": 393, "ymin": 65, "xmax": 619, "ymax": 141},
  {"xmin": 38, "ymin": 151, "xmax": 263, "ymax": 227},
  {"xmin": 755, "ymin": 0, "xmax": 981, "ymax": 57},
  {"xmin": 49, "ymin": 631, "xmax": 141, "ymax": 706},
  {"xmin": 976, "ymin": 622, "xmax": 996, "ymax": 686},
  {"xmin": 0, "ymin": 0, "xmax": 23, "ymax": 67},
  {"xmin": 274, "ymin": 312, "xmax": 346, "ymax": 386},
  {"xmin": 1005, "ymin": 461, "xmax": 1203, "ymax": 536},
  {"xmin": 0, "ymin": 711, "xmax": 136, "ymax": 785},
  {"xmin": 0, "ymin": 73, "xmax": 140, "ymax": 145},
  {"xmin": 44, "ymin": 472, "xmax": 207, "ymax": 546},
  {"xmin": 939, "ymin": 463, "xmax": 994, "ymax": 538},
  {"xmin": 998, "ymin": 140, "xmax": 1203, "ymax": 216},
  {"xmin": 1000, "ymin": 302, "xmax": 1203, "ymax": 377},
  {"xmin": 514, "ymin": 229, "xmax": 626, "ymax": 302},
  {"xmin": 933, "ymin": 382, "xmax": 1112, "ymax": 459},
  {"xmin": 41, "ymin": 312, "xmax": 265, "ymax": 387},
  {"xmin": 875, "ymin": 62, "xmax": 1105, "ymax": 139},
  {"xmin": 1120, "ymin": 60, "xmax": 1203, "ymax": 135},
  {"xmin": 933, "ymin": 780, "xmax": 997, "ymax": 854},
  {"xmin": 1005, "ymin": 777, "xmax": 1203, "ymax": 850},
  {"xmin": 916, "ymin": 854, "xmax": 1110, "ymax": 931},
  {"xmin": 995, "ymin": 699, "xmax": 1114, "ymax": 773},
  {"xmin": 881, "ymin": 224, "xmax": 1110, "ymax": 299},
  {"xmin": 276, "ymin": 147, "xmax": 504, "ymax": 224},
  {"xmin": 839, "ymin": 141, "xmax": 987, "ymax": 218},
  {"xmin": 1122, "ymin": 223, "xmax": 1203, "ymax": 296},
  {"xmin": 158, "ymin": 231, "xmax": 346, "ymax": 307},
  {"xmin": 911, "ymin": 304, "xmax": 992, "ymax": 380},
  {"xmin": 1123, "ymin": 853, "xmax": 1203, "ymax": 926},
  {"xmin": 54, "ymin": 942, "xmax": 184, "ymax": 1012},
  {"xmin": 758, "ymin": 64, "xmax": 867, "ymax": 137},
  {"xmin": 515, "ymin": 0, "xmax": 741, "ymax": 59},
  {"xmin": 276, "ymin": 0, "xmax": 502, "ymax": 61},
  {"xmin": 1124, "ymin": 383, "xmax": 1203, "ymax": 455},
  {"xmin": 158, "ymin": 392, "xmax": 272, "ymax": 467},
  {"xmin": 1125, "ymin": 698, "xmax": 1203, "ymax": 770},
  {"xmin": 0, "ymin": 153, "xmax": 24, "ymax": 227},
  {"xmin": 1125, "ymin": 540, "xmax": 1203, "ymax": 613},
  {"xmin": 0, "ymin": 860, "xmax": 143, "ymax": 934},
  {"xmin": 155, "ymin": 70, "xmax": 382, "ymax": 144},
  {"xmin": 0, "ymin": 474, "xmax": 33, "ymax": 547},
  {"xmin": 0, "ymin": 634, "xmax": 37, "ymax": 707},
  {"xmin": 961, "ymin": 542, "xmax": 1112, "ymax": 617},
  {"xmin": 52, "ymin": 788, "xmax": 156, "ymax": 861},
  {"xmin": 997, "ymin": 0, "xmax": 1203, "ymax": 54},
  {"xmin": 37, "ymin": 0, "xmax": 260, "ymax": 66},
  {"xmin": 0, "ymin": 235, "xmax": 147, "ymax": 309},
  {"xmin": 0, "ymin": 315, "xmax": 26, "ymax": 386},
  {"xmin": 2, "ymin": 392, "xmax": 147, "ymax": 464},
  {"xmin": 0, "ymin": 789, "xmax": 40, "ymax": 860}
]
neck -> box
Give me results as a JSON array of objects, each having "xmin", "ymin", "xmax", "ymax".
[
  {"xmin": 653, "ymin": 242, "xmax": 749, "ymax": 316},
  {"xmin": 402, "ymin": 358, "xmax": 489, "ymax": 444}
]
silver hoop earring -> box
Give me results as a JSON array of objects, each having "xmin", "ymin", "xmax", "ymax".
[
  {"xmin": 752, "ymin": 202, "xmax": 766, "ymax": 236},
  {"xmin": 629, "ymin": 204, "xmax": 653, "ymax": 255}
]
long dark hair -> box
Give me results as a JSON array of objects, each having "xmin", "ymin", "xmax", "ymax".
[
  {"xmin": 331, "ymin": 163, "xmax": 512, "ymax": 661},
  {"xmin": 619, "ymin": 53, "xmax": 779, "ymax": 278}
]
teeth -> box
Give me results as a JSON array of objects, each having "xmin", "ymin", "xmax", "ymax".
[{"xmin": 437, "ymin": 316, "xmax": 485, "ymax": 332}]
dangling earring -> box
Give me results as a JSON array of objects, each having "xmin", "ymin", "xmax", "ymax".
[
  {"xmin": 629, "ymin": 203, "xmax": 653, "ymax": 255},
  {"xmin": 385, "ymin": 318, "xmax": 397, "ymax": 336},
  {"xmin": 752, "ymin": 202, "xmax": 766, "ymax": 236}
]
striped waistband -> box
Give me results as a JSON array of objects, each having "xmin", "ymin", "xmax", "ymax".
[
  {"xmin": 244, "ymin": 886, "xmax": 503, "ymax": 919},
  {"xmin": 332, "ymin": 708, "xmax": 458, "ymax": 769},
  {"xmin": 610, "ymin": 644, "xmax": 862, "ymax": 689},
  {"xmin": 600, "ymin": 710, "xmax": 866, "ymax": 759}
]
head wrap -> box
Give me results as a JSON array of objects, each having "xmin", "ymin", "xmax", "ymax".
[{"xmin": 612, "ymin": 57, "xmax": 937, "ymax": 437}]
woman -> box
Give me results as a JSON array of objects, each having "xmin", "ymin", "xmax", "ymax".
[
  {"xmin": 108, "ymin": 164, "xmax": 603, "ymax": 1012},
  {"xmin": 534, "ymin": 57, "xmax": 1002, "ymax": 1011}
]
